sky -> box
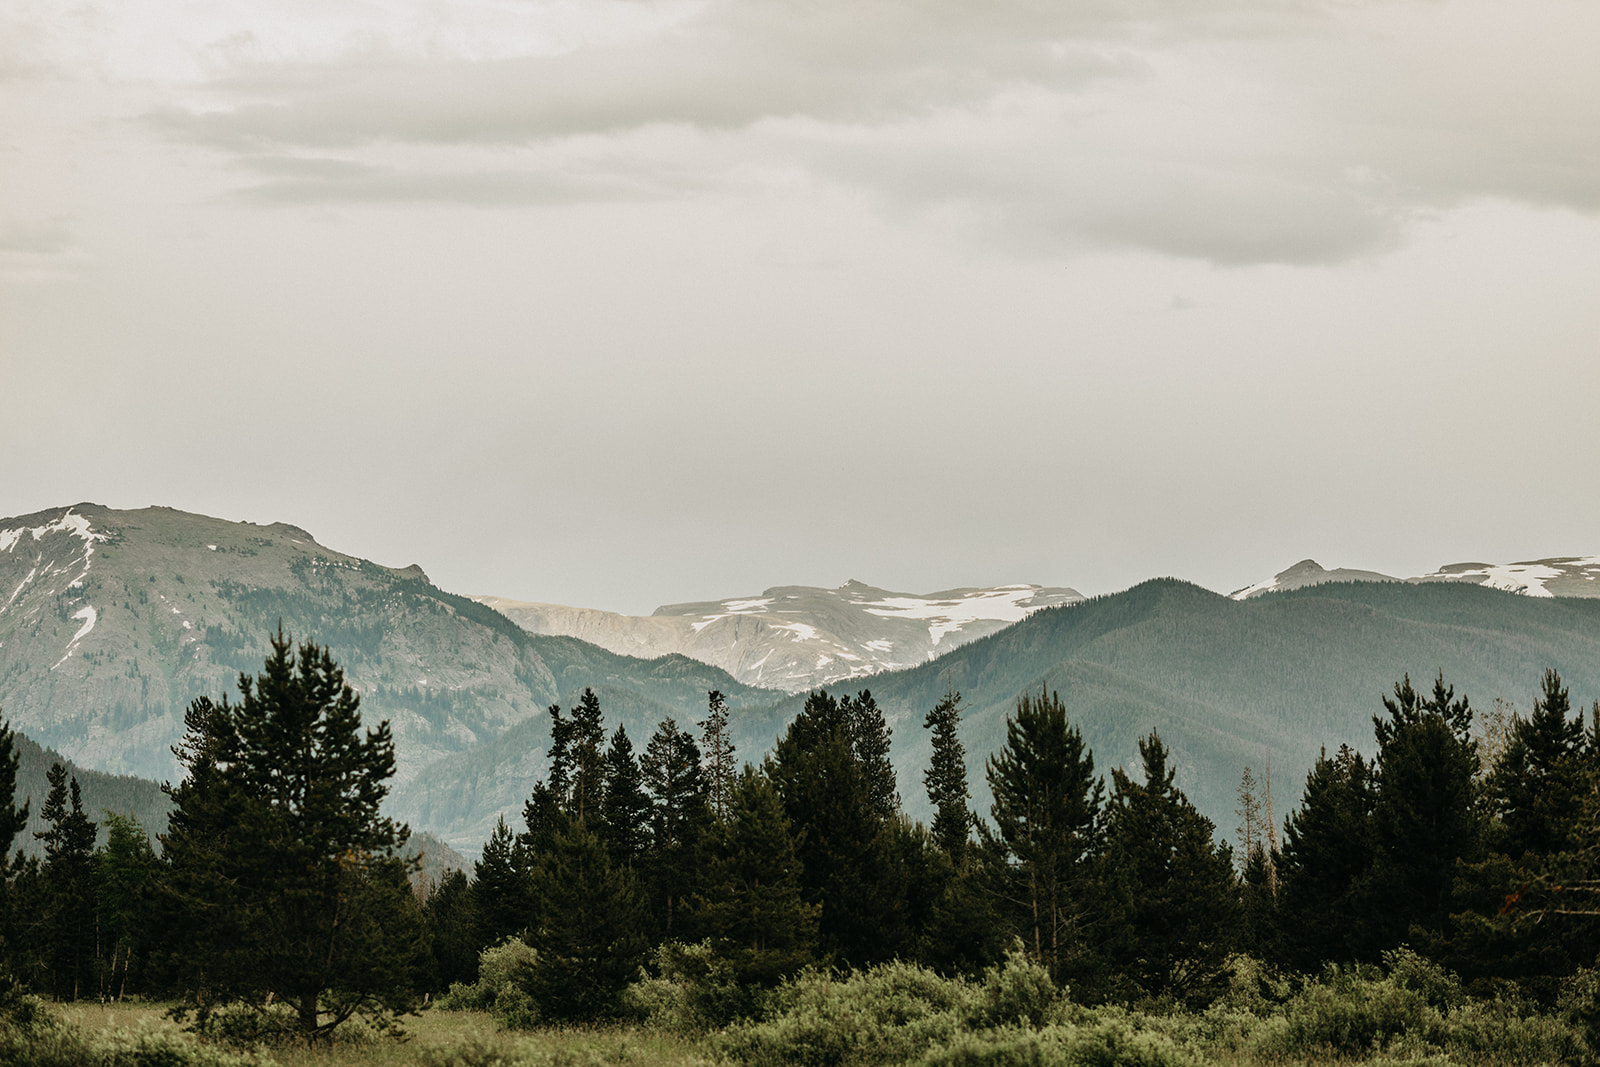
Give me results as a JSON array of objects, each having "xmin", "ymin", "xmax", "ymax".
[{"xmin": 2, "ymin": 0, "xmax": 1597, "ymax": 616}]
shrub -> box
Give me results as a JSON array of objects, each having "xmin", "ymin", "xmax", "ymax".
[
  {"xmin": 1253, "ymin": 949, "xmax": 1462, "ymax": 1059},
  {"xmin": 973, "ymin": 943, "xmax": 1061, "ymax": 1030},
  {"xmin": 439, "ymin": 938, "xmax": 541, "ymax": 1030},
  {"xmin": 624, "ymin": 940, "xmax": 759, "ymax": 1033}
]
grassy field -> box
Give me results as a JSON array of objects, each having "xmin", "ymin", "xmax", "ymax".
[{"xmin": 61, "ymin": 1001, "xmax": 716, "ymax": 1067}]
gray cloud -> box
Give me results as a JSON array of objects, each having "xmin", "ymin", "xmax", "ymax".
[{"xmin": 0, "ymin": 217, "xmax": 75, "ymax": 254}]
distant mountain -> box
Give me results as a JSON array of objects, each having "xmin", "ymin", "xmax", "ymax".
[
  {"xmin": 1232, "ymin": 556, "xmax": 1600, "ymax": 602},
  {"xmin": 474, "ymin": 580, "xmax": 1084, "ymax": 691},
  {"xmin": 751, "ymin": 579, "xmax": 1600, "ymax": 837},
  {"xmin": 1411, "ymin": 556, "xmax": 1600, "ymax": 598},
  {"xmin": 0, "ymin": 504, "xmax": 766, "ymax": 849},
  {"xmin": 1231, "ymin": 559, "xmax": 1399, "ymax": 599}
]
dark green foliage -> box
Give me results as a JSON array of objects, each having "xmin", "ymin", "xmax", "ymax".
[
  {"xmin": 701, "ymin": 690, "xmax": 736, "ymax": 823},
  {"xmin": 599, "ymin": 725, "xmax": 651, "ymax": 868},
  {"xmin": 0, "ymin": 713, "xmax": 26, "ymax": 866},
  {"xmin": 770, "ymin": 690, "xmax": 903, "ymax": 968},
  {"xmin": 1488, "ymin": 670, "xmax": 1589, "ymax": 861},
  {"xmin": 641, "ymin": 718, "xmax": 710, "ymax": 938},
  {"xmin": 524, "ymin": 818, "xmax": 646, "ymax": 1022},
  {"xmin": 424, "ymin": 868, "xmax": 480, "ymax": 992},
  {"xmin": 472, "ymin": 817, "xmax": 531, "ymax": 950},
  {"xmin": 567, "ymin": 689, "xmax": 607, "ymax": 826},
  {"xmin": 690, "ymin": 766, "xmax": 818, "ymax": 987},
  {"xmin": 924, "ymin": 688, "xmax": 974, "ymax": 860},
  {"xmin": 1362, "ymin": 673, "xmax": 1483, "ymax": 951},
  {"xmin": 34, "ymin": 763, "xmax": 96, "ymax": 1001},
  {"xmin": 984, "ymin": 689, "xmax": 1103, "ymax": 986},
  {"xmin": 1099, "ymin": 732, "xmax": 1239, "ymax": 1005},
  {"xmin": 1275, "ymin": 745, "xmax": 1377, "ymax": 968},
  {"xmin": 95, "ymin": 811, "xmax": 157, "ymax": 1000},
  {"xmin": 843, "ymin": 690, "xmax": 899, "ymax": 822},
  {"xmin": 161, "ymin": 632, "xmax": 424, "ymax": 1043}
]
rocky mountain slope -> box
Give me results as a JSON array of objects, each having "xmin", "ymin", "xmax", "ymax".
[
  {"xmin": 0, "ymin": 504, "xmax": 764, "ymax": 847},
  {"xmin": 1232, "ymin": 556, "xmax": 1600, "ymax": 600},
  {"xmin": 474, "ymin": 580, "xmax": 1083, "ymax": 691}
]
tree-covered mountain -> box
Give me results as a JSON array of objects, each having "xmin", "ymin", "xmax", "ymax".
[
  {"xmin": 748, "ymin": 578, "xmax": 1600, "ymax": 837},
  {"xmin": 0, "ymin": 504, "xmax": 766, "ymax": 847}
]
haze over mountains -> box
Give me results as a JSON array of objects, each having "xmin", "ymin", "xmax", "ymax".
[
  {"xmin": 5, "ymin": 502, "xmax": 1600, "ymax": 853},
  {"xmin": 473, "ymin": 581, "xmax": 1084, "ymax": 692}
]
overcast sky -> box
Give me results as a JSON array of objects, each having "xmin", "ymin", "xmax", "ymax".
[{"xmin": 2, "ymin": 0, "xmax": 1596, "ymax": 615}]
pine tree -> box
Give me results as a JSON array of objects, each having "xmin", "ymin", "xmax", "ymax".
[
  {"xmin": 699, "ymin": 690, "xmax": 736, "ymax": 823},
  {"xmin": 843, "ymin": 689, "xmax": 899, "ymax": 821},
  {"xmin": 924, "ymin": 688, "xmax": 973, "ymax": 860},
  {"xmin": 770, "ymin": 690, "xmax": 901, "ymax": 967},
  {"xmin": 1099, "ymin": 732, "xmax": 1238, "ymax": 1005},
  {"xmin": 96, "ymin": 812, "xmax": 157, "ymax": 1001},
  {"xmin": 161, "ymin": 632, "xmax": 423, "ymax": 1043},
  {"xmin": 1488, "ymin": 669, "xmax": 1588, "ymax": 860},
  {"xmin": 524, "ymin": 819, "xmax": 646, "ymax": 1021},
  {"xmin": 0, "ymin": 710, "xmax": 29, "ymax": 977},
  {"xmin": 567, "ymin": 689, "xmax": 608, "ymax": 826},
  {"xmin": 984, "ymin": 689, "xmax": 1102, "ymax": 985},
  {"xmin": 690, "ymin": 766, "xmax": 818, "ymax": 986},
  {"xmin": 473, "ymin": 816, "xmax": 532, "ymax": 948},
  {"xmin": 1274, "ymin": 745, "xmax": 1375, "ymax": 968},
  {"xmin": 36, "ymin": 762, "xmax": 98, "ymax": 1000},
  {"xmin": 599, "ymin": 725, "xmax": 651, "ymax": 868},
  {"xmin": 640, "ymin": 718, "xmax": 709, "ymax": 937},
  {"xmin": 1361, "ymin": 673, "xmax": 1483, "ymax": 951},
  {"xmin": 423, "ymin": 868, "xmax": 479, "ymax": 992}
]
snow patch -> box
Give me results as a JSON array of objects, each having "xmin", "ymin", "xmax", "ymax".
[
  {"xmin": 772, "ymin": 621, "xmax": 820, "ymax": 642},
  {"xmin": 721, "ymin": 597, "xmax": 774, "ymax": 613},
  {"xmin": 862, "ymin": 586, "xmax": 1044, "ymax": 645},
  {"xmin": 207, "ymin": 544, "xmax": 218, "ymax": 551},
  {"xmin": 1229, "ymin": 575, "xmax": 1282, "ymax": 600},
  {"xmin": 1418, "ymin": 561, "xmax": 1566, "ymax": 598},
  {"xmin": 690, "ymin": 614, "xmax": 727, "ymax": 633},
  {"xmin": 51, "ymin": 605, "xmax": 97, "ymax": 670}
]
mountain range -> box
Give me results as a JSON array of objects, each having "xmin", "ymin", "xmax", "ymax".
[
  {"xmin": 473, "ymin": 581, "xmax": 1083, "ymax": 692},
  {"xmin": 6, "ymin": 502, "xmax": 1600, "ymax": 854},
  {"xmin": 1231, "ymin": 556, "xmax": 1600, "ymax": 600}
]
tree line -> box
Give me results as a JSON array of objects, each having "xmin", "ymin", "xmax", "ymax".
[{"xmin": 2, "ymin": 632, "xmax": 1598, "ymax": 1043}]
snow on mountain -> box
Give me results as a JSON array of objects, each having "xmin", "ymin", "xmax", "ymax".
[
  {"xmin": 1411, "ymin": 557, "xmax": 1600, "ymax": 598},
  {"xmin": 1230, "ymin": 559, "xmax": 1399, "ymax": 600},
  {"xmin": 1233, "ymin": 556, "xmax": 1600, "ymax": 601},
  {"xmin": 475, "ymin": 579, "xmax": 1084, "ymax": 691}
]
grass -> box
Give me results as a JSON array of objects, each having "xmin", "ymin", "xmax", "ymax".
[{"xmin": 62, "ymin": 1001, "xmax": 716, "ymax": 1067}]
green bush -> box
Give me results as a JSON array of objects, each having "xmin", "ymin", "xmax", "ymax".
[
  {"xmin": 439, "ymin": 938, "xmax": 541, "ymax": 1030},
  {"xmin": 624, "ymin": 940, "xmax": 760, "ymax": 1033},
  {"xmin": 920, "ymin": 1021, "xmax": 1195, "ymax": 1067},
  {"xmin": 974, "ymin": 944, "xmax": 1062, "ymax": 1030},
  {"xmin": 1253, "ymin": 949, "xmax": 1463, "ymax": 1059}
]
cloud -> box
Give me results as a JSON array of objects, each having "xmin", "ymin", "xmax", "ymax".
[
  {"xmin": 120, "ymin": 0, "xmax": 1600, "ymax": 265},
  {"xmin": 0, "ymin": 217, "xmax": 75, "ymax": 254}
]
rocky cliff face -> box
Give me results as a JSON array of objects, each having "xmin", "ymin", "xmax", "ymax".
[{"xmin": 475, "ymin": 579, "xmax": 1085, "ymax": 691}]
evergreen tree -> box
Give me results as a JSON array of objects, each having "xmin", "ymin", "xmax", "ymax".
[
  {"xmin": 924, "ymin": 688, "xmax": 973, "ymax": 860},
  {"xmin": 984, "ymin": 689, "xmax": 1102, "ymax": 985},
  {"xmin": 1275, "ymin": 745, "xmax": 1376, "ymax": 968},
  {"xmin": 472, "ymin": 816, "xmax": 532, "ymax": 949},
  {"xmin": 96, "ymin": 812, "xmax": 157, "ymax": 1001},
  {"xmin": 1361, "ymin": 673, "xmax": 1483, "ymax": 952},
  {"xmin": 524, "ymin": 819, "xmax": 646, "ymax": 1021},
  {"xmin": 1488, "ymin": 669, "xmax": 1588, "ymax": 860},
  {"xmin": 35, "ymin": 762, "xmax": 97, "ymax": 1000},
  {"xmin": 567, "ymin": 689, "xmax": 608, "ymax": 826},
  {"xmin": 161, "ymin": 632, "xmax": 424, "ymax": 1043},
  {"xmin": 690, "ymin": 766, "xmax": 818, "ymax": 986},
  {"xmin": 599, "ymin": 725, "xmax": 651, "ymax": 868},
  {"xmin": 843, "ymin": 689, "xmax": 899, "ymax": 822},
  {"xmin": 700, "ymin": 690, "xmax": 736, "ymax": 823},
  {"xmin": 423, "ymin": 868, "xmax": 479, "ymax": 992},
  {"xmin": 770, "ymin": 690, "xmax": 901, "ymax": 967},
  {"xmin": 0, "ymin": 710, "xmax": 30, "ymax": 977},
  {"xmin": 640, "ymin": 718, "xmax": 709, "ymax": 937},
  {"xmin": 1099, "ymin": 732, "xmax": 1238, "ymax": 1005}
]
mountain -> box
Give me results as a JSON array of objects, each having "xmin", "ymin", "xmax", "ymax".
[
  {"xmin": 0, "ymin": 504, "xmax": 767, "ymax": 848},
  {"xmin": 1230, "ymin": 559, "xmax": 1399, "ymax": 599},
  {"xmin": 745, "ymin": 578, "xmax": 1600, "ymax": 839},
  {"xmin": 473, "ymin": 580, "xmax": 1083, "ymax": 691},
  {"xmin": 1232, "ymin": 556, "xmax": 1600, "ymax": 601},
  {"xmin": 1411, "ymin": 556, "xmax": 1600, "ymax": 598}
]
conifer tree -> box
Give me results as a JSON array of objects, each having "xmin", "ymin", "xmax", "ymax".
[
  {"xmin": 161, "ymin": 632, "xmax": 423, "ymax": 1043},
  {"xmin": 1099, "ymin": 732, "xmax": 1238, "ymax": 1005},
  {"xmin": 843, "ymin": 689, "xmax": 899, "ymax": 822},
  {"xmin": 599, "ymin": 725, "xmax": 651, "ymax": 868},
  {"xmin": 699, "ymin": 690, "xmax": 736, "ymax": 823},
  {"xmin": 0, "ymin": 710, "xmax": 29, "ymax": 977},
  {"xmin": 770, "ymin": 690, "xmax": 901, "ymax": 967},
  {"xmin": 96, "ymin": 812, "xmax": 157, "ymax": 1001},
  {"xmin": 423, "ymin": 868, "xmax": 479, "ymax": 992},
  {"xmin": 1362, "ymin": 672, "xmax": 1483, "ymax": 951},
  {"xmin": 473, "ymin": 816, "xmax": 532, "ymax": 948},
  {"xmin": 1275, "ymin": 745, "xmax": 1375, "ymax": 968},
  {"xmin": 567, "ymin": 689, "xmax": 608, "ymax": 825},
  {"xmin": 36, "ymin": 762, "xmax": 98, "ymax": 1000},
  {"xmin": 984, "ymin": 689, "xmax": 1102, "ymax": 985},
  {"xmin": 924, "ymin": 688, "xmax": 973, "ymax": 860},
  {"xmin": 691, "ymin": 766, "xmax": 818, "ymax": 986},
  {"xmin": 641, "ymin": 718, "xmax": 709, "ymax": 936},
  {"xmin": 524, "ymin": 819, "xmax": 646, "ymax": 1021},
  {"xmin": 1489, "ymin": 669, "xmax": 1588, "ymax": 859}
]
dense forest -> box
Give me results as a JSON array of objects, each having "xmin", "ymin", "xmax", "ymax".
[{"xmin": 3, "ymin": 633, "xmax": 1600, "ymax": 1065}]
